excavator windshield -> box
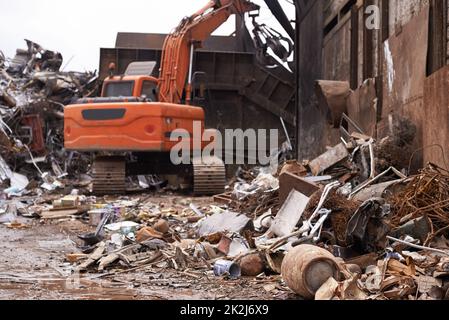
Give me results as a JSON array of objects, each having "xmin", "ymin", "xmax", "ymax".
[{"xmin": 103, "ymin": 81, "xmax": 135, "ymax": 97}]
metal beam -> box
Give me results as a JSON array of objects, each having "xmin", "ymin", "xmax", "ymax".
[{"xmin": 264, "ymin": 0, "xmax": 296, "ymax": 40}]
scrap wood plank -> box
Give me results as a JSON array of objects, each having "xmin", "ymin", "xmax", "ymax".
[
  {"xmin": 40, "ymin": 209, "xmax": 80, "ymax": 219},
  {"xmin": 78, "ymin": 243, "xmax": 106, "ymax": 271},
  {"xmin": 309, "ymin": 143, "xmax": 349, "ymax": 176},
  {"xmin": 52, "ymin": 204, "xmax": 90, "ymax": 212},
  {"xmin": 40, "ymin": 205, "xmax": 89, "ymax": 219},
  {"xmin": 49, "ymin": 206, "xmax": 77, "ymax": 211}
]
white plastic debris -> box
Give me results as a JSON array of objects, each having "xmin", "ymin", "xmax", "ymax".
[
  {"xmin": 0, "ymin": 204, "xmax": 17, "ymax": 224},
  {"xmin": 0, "ymin": 155, "xmax": 13, "ymax": 182},
  {"xmin": 10, "ymin": 172, "xmax": 29, "ymax": 191},
  {"xmin": 104, "ymin": 221, "xmax": 140, "ymax": 233},
  {"xmin": 40, "ymin": 172, "xmax": 63, "ymax": 191},
  {"xmin": 233, "ymin": 172, "xmax": 279, "ymax": 200},
  {"xmin": 138, "ymin": 175, "xmax": 149, "ymax": 189}
]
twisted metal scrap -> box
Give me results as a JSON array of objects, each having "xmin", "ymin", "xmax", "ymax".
[
  {"xmin": 391, "ymin": 163, "xmax": 449, "ymax": 243},
  {"xmin": 302, "ymin": 189, "xmax": 360, "ymax": 245},
  {"xmin": 233, "ymin": 190, "xmax": 280, "ymax": 218}
]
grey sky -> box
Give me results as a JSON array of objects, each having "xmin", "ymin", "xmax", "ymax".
[{"xmin": 0, "ymin": 0, "xmax": 295, "ymax": 72}]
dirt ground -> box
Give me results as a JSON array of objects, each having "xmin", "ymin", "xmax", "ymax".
[{"xmin": 0, "ymin": 194, "xmax": 296, "ymax": 300}]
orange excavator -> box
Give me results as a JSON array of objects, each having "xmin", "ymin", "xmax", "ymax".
[{"xmin": 64, "ymin": 0, "xmax": 259, "ymax": 195}]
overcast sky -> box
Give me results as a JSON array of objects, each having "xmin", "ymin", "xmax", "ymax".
[{"xmin": 0, "ymin": 0, "xmax": 294, "ymax": 72}]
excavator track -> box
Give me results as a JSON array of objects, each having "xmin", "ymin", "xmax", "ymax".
[
  {"xmin": 193, "ymin": 156, "xmax": 226, "ymax": 196},
  {"xmin": 92, "ymin": 156, "xmax": 126, "ymax": 195}
]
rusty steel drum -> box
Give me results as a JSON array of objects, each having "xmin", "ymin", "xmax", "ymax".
[{"xmin": 281, "ymin": 244, "xmax": 341, "ymax": 299}]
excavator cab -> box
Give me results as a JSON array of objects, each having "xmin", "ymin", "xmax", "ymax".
[
  {"xmin": 101, "ymin": 61, "xmax": 159, "ymax": 100},
  {"xmin": 101, "ymin": 76, "xmax": 158, "ymax": 101}
]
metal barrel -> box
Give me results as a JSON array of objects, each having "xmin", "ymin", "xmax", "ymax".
[{"xmin": 281, "ymin": 244, "xmax": 341, "ymax": 299}]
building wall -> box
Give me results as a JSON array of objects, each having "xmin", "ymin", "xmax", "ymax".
[
  {"xmin": 423, "ymin": 65, "xmax": 449, "ymax": 169},
  {"xmin": 296, "ymin": 0, "xmax": 449, "ymax": 170},
  {"xmin": 379, "ymin": 7, "xmax": 429, "ymax": 171},
  {"xmin": 388, "ymin": 0, "xmax": 430, "ymax": 37}
]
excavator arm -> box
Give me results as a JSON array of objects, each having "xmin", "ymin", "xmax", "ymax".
[{"xmin": 158, "ymin": 0, "xmax": 259, "ymax": 104}]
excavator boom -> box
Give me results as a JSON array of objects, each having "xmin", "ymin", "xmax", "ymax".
[{"xmin": 158, "ymin": 0, "xmax": 259, "ymax": 104}]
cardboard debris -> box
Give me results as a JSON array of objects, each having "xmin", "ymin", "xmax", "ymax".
[
  {"xmin": 40, "ymin": 206, "xmax": 89, "ymax": 219},
  {"xmin": 136, "ymin": 227, "xmax": 164, "ymax": 242},
  {"xmin": 279, "ymin": 171, "xmax": 319, "ymax": 204}
]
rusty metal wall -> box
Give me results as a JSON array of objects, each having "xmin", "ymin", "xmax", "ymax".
[
  {"xmin": 423, "ymin": 65, "xmax": 449, "ymax": 169},
  {"xmin": 194, "ymin": 51, "xmax": 296, "ymax": 126},
  {"xmin": 379, "ymin": 7, "xmax": 429, "ymax": 171},
  {"xmin": 387, "ymin": 0, "xmax": 430, "ymax": 37},
  {"xmin": 115, "ymin": 33, "xmax": 244, "ymax": 52},
  {"xmin": 99, "ymin": 48, "xmax": 162, "ymax": 79},
  {"xmin": 323, "ymin": 13, "xmax": 351, "ymax": 82},
  {"xmin": 347, "ymin": 78, "xmax": 378, "ymax": 138},
  {"xmin": 295, "ymin": 0, "xmax": 449, "ymax": 166}
]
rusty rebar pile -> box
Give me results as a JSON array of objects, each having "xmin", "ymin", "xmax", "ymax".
[
  {"xmin": 391, "ymin": 164, "xmax": 449, "ymax": 236},
  {"xmin": 233, "ymin": 190, "xmax": 280, "ymax": 218}
]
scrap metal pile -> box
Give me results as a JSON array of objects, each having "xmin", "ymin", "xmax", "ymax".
[
  {"xmin": 1, "ymin": 41, "xmax": 449, "ymax": 301},
  {"xmin": 0, "ymin": 40, "xmax": 97, "ymax": 196},
  {"xmin": 2, "ymin": 111, "xmax": 449, "ymax": 300},
  {"xmin": 0, "ymin": 120, "xmax": 440, "ymax": 301},
  {"xmin": 228, "ymin": 125, "xmax": 449, "ymax": 301}
]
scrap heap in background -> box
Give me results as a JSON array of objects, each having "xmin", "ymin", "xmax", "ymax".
[{"xmin": 0, "ymin": 40, "xmax": 98, "ymax": 194}]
